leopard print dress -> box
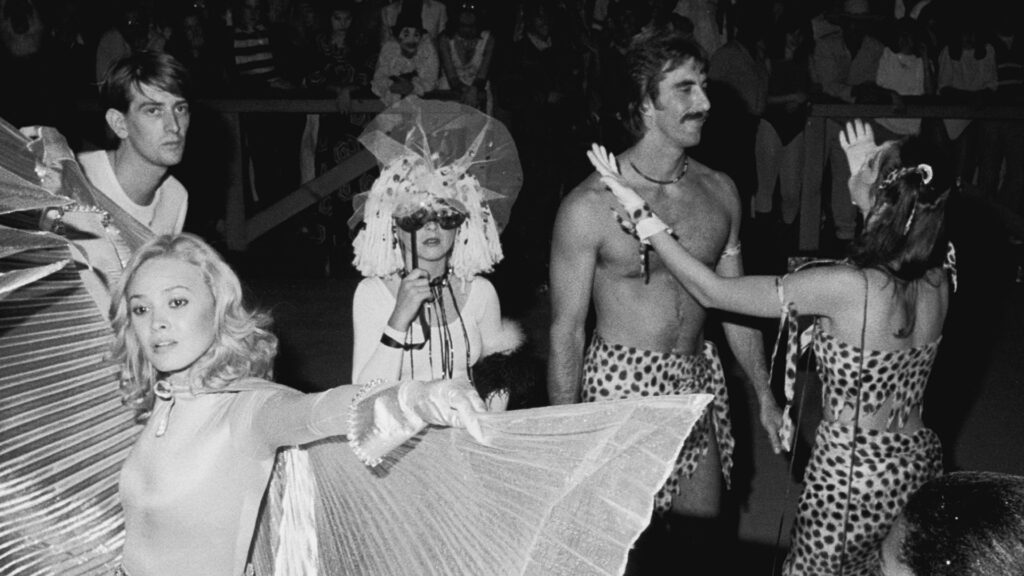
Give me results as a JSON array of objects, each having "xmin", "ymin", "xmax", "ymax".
[
  {"xmin": 581, "ymin": 334, "xmax": 734, "ymax": 514},
  {"xmin": 781, "ymin": 322, "xmax": 943, "ymax": 576}
]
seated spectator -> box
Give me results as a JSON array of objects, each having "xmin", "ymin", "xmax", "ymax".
[
  {"xmin": 371, "ymin": 8, "xmax": 438, "ymax": 107},
  {"xmin": 437, "ymin": 3, "xmax": 495, "ymax": 112},
  {"xmin": 880, "ymin": 471, "xmax": 1024, "ymax": 576},
  {"xmin": 313, "ymin": 0, "xmax": 378, "ymax": 93},
  {"xmin": 379, "ymin": 0, "xmax": 446, "ymax": 45}
]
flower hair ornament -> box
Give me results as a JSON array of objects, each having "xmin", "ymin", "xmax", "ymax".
[
  {"xmin": 878, "ymin": 163, "xmax": 932, "ymax": 235},
  {"xmin": 350, "ymin": 97, "xmax": 522, "ymax": 280}
]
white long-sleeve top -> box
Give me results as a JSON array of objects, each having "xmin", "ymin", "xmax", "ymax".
[
  {"xmin": 352, "ymin": 276, "xmax": 502, "ymax": 384},
  {"xmin": 120, "ymin": 380, "xmax": 354, "ymax": 576}
]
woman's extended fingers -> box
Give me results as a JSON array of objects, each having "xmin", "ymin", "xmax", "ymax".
[
  {"xmin": 841, "ymin": 119, "xmax": 875, "ymax": 150},
  {"xmin": 588, "ymin": 143, "xmax": 621, "ymax": 177}
]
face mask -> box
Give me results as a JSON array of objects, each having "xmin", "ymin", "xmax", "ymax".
[{"xmin": 394, "ymin": 208, "xmax": 467, "ymax": 232}]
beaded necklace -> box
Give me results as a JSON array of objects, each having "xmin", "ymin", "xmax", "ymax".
[{"xmin": 626, "ymin": 156, "xmax": 688, "ymax": 283}]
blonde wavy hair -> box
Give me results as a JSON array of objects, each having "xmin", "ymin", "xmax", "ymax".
[{"xmin": 108, "ymin": 233, "xmax": 278, "ymax": 422}]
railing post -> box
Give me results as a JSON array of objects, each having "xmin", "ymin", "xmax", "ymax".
[{"xmin": 800, "ymin": 115, "xmax": 826, "ymax": 252}]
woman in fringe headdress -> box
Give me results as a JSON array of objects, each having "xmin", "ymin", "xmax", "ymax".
[
  {"xmin": 350, "ymin": 96, "xmax": 526, "ymax": 409},
  {"xmin": 587, "ymin": 118, "xmax": 956, "ymax": 575}
]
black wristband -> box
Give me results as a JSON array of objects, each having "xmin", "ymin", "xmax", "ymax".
[{"xmin": 380, "ymin": 332, "xmax": 427, "ymax": 350}]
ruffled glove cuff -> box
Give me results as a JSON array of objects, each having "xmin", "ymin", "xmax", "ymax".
[{"xmin": 348, "ymin": 380, "xmax": 426, "ymax": 467}]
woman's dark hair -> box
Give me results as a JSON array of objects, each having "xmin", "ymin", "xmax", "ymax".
[
  {"xmin": 899, "ymin": 471, "xmax": 1024, "ymax": 576},
  {"xmin": 848, "ymin": 140, "xmax": 951, "ymax": 337},
  {"xmin": 624, "ymin": 28, "xmax": 708, "ymax": 137}
]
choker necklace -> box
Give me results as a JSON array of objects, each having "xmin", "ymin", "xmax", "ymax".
[{"xmin": 630, "ymin": 157, "xmax": 689, "ymax": 186}]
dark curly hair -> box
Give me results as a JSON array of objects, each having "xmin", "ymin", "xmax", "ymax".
[
  {"xmin": 624, "ymin": 27, "xmax": 708, "ymax": 137},
  {"xmin": 898, "ymin": 471, "xmax": 1024, "ymax": 576},
  {"xmin": 848, "ymin": 141, "xmax": 951, "ymax": 337}
]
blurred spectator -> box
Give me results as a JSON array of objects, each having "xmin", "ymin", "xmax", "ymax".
[
  {"xmin": 753, "ymin": 6, "xmax": 813, "ymax": 243},
  {"xmin": 493, "ymin": 0, "xmax": 579, "ymax": 304},
  {"xmin": 674, "ymin": 0, "xmax": 723, "ymax": 55},
  {"xmin": 879, "ymin": 471, "xmax": 1024, "ymax": 576},
  {"xmin": 167, "ymin": 2, "xmax": 230, "ymax": 94},
  {"xmin": 228, "ymin": 0, "xmax": 304, "ymax": 239},
  {"xmin": 594, "ymin": 1, "xmax": 645, "ymax": 154},
  {"xmin": 94, "ymin": 0, "xmax": 173, "ymax": 83},
  {"xmin": 296, "ymin": 0, "xmax": 376, "ymax": 277},
  {"xmin": 977, "ymin": 12, "xmax": 1024, "ymax": 230},
  {"xmin": 874, "ymin": 17, "xmax": 934, "ymax": 138},
  {"xmin": 438, "ymin": 3, "xmax": 495, "ymax": 112},
  {"xmin": 0, "ymin": 0, "xmax": 69, "ymax": 129},
  {"xmin": 704, "ymin": 5, "xmax": 769, "ymax": 223},
  {"xmin": 371, "ymin": 7, "xmax": 438, "ymax": 107},
  {"xmin": 43, "ymin": 0, "xmax": 94, "ymax": 98},
  {"xmin": 348, "ymin": 0, "xmax": 383, "ymax": 58},
  {"xmin": 379, "ymin": 0, "xmax": 446, "ymax": 45},
  {"xmin": 279, "ymin": 0, "xmax": 322, "ymax": 87},
  {"xmin": 228, "ymin": 0, "xmax": 294, "ymax": 93},
  {"xmin": 807, "ymin": 0, "xmax": 889, "ymax": 251},
  {"xmin": 311, "ymin": 0, "xmax": 357, "ymax": 90},
  {"xmin": 935, "ymin": 16, "xmax": 996, "ymax": 187}
]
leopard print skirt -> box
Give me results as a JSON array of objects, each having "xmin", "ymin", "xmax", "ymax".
[
  {"xmin": 581, "ymin": 334, "xmax": 734, "ymax": 514},
  {"xmin": 783, "ymin": 421, "xmax": 943, "ymax": 576}
]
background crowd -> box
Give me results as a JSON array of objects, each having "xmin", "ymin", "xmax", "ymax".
[{"xmin": 4, "ymin": 0, "xmax": 1023, "ymax": 295}]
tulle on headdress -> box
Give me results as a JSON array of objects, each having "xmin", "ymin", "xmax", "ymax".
[{"xmin": 350, "ymin": 97, "xmax": 522, "ymax": 280}]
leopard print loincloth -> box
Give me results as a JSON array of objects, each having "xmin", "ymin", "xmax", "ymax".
[
  {"xmin": 581, "ymin": 334, "xmax": 734, "ymax": 515},
  {"xmin": 782, "ymin": 422, "xmax": 942, "ymax": 576}
]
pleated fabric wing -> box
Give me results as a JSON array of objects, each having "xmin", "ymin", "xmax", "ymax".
[
  {"xmin": 0, "ymin": 117, "xmax": 139, "ymax": 574},
  {"xmin": 252, "ymin": 393, "xmax": 713, "ymax": 576},
  {"xmin": 0, "ymin": 245, "xmax": 135, "ymax": 575}
]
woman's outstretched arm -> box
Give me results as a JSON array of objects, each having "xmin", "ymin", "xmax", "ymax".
[{"xmin": 585, "ymin": 144, "xmax": 854, "ymax": 320}]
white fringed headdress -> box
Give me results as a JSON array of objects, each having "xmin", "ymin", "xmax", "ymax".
[{"xmin": 350, "ymin": 97, "xmax": 522, "ymax": 281}]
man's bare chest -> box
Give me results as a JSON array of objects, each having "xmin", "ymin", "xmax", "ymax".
[{"xmin": 597, "ymin": 187, "xmax": 731, "ymax": 275}]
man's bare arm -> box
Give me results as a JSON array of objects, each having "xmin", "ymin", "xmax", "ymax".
[
  {"xmin": 547, "ymin": 192, "xmax": 599, "ymax": 405},
  {"xmin": 715, "ymin": 177, "xmax": 785, "ymax": 454}
]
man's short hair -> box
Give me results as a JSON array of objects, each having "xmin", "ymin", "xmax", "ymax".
[
  {"xmin": 624, "ymin": 28, "xmax": 708, "ymax": 136},
  {"xmin": 99, "ymin": 50, "xmax": 191, "ymax": 113},
  {"xmin": 900, "ymin": 471, "xmax": 1024, "ymax": 576}
]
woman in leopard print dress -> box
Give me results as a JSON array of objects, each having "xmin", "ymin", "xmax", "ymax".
[{"xmin": 588, "ymin": 119, "xmax": 954, "ymax": 575}]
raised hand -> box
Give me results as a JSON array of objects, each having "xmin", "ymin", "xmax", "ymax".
[
  {"xmin": 586, "ymin": 143, "xmax": 646, "ymax": 217},
  {"xmin": 839, "ymin": 119, "xmax": 879, "ymax": 177},
  {"xmin": 587, "ymin": 143, "xmax": 671, "ymax": 243},
  {"xmin": 388, "ymin": 269, "xmax": 433, "ymax": 331}
]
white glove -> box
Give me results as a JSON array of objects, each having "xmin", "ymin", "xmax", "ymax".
[
  {"xmin": 350, "ymin": 378, "xmax": 488, "ymax": 467},
  {"xmin": 397, "ymin": 378, "xmax": 487, "ymax": 441},
  {"xmin": 586, "ymin": 143, "xmax": 669, "ymax": 241}
]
